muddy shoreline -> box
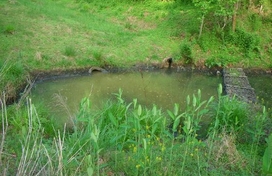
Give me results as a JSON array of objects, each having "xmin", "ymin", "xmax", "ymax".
[
  {"xmin": 31, "ymin": 64, "xmax": 272, "ymax": 82},
  {"xmin": 3, "ymin": 63, "xmax": 272, "ymax": 106}
]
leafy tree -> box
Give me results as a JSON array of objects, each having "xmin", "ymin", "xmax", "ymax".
[
  {"xmin": 193, "ymin": 0, "xmax": 240, "ymax": 37},
  {"xmin": 192, "ymin": 0, "xmax": 214, "ymax": 38}
]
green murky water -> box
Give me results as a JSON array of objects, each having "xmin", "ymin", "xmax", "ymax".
[
  {"xmin": 248, "ymin": 74, "xmax": 272, "ymax": 111},
  {"xmin": 31, "ymin": 71, "xmax": 222, "ymax": 124},
  {"xmin": 30, "ymin": 71, "xmax": 272, "ymax": 125}
]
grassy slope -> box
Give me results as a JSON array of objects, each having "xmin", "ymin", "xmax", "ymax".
[
  {"xmin": 0, "ymin": 0, "xmax": 271, "ymax": 96},
  {"xmin": 1, "ymin": 0, "xmax": 272, "ymax": 70},
  {"xmin": 0, "ymin": 1, "xmax": 271, "ymax": 175},
  {"xmin": 0, "ymin": 0, "xmax": 181, "ymax": 71}
]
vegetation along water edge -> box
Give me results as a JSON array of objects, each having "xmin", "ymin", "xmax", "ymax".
[{"xmin": 1, "ymin": 0, "xmax": 272, "ymax": 175}]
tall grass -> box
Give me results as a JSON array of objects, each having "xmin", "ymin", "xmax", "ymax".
[{"xmin": 1, "ymin": 85, "xmax": 270, "ymax": 175}]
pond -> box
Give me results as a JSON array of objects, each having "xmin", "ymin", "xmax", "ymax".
[
  {"xmin": 31, "ymin": 69, "xmax": 272, "ymax": 128},
  {"xmin": 248, "ymin": 74, "xmax": 272, "ymax": 111},
  {"xmin": 31, "ymin": 70, "xmax": 222, "ymax": 126}
]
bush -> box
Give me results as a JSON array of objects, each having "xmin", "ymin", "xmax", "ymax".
[
  {"xmin": 208, "ymin": 95, "xmax": 249, "ymax": 133},
  {"xmin": 180, "ymin": 42, "xmax": 193, "ymax": 64},
  {"xmin": 205, "ymin": 54, "xmax": 236, "ymax": 68},
  {"xmin": 224, "ymin": 29, "xmax": 260, "ymax": 55}
]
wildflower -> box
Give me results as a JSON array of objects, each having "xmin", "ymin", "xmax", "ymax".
[
  {"xmin": 156, "ymin": 156, "xmax": 162, "ymax": 161},
  {"xmin": 136, "ymin": 164, "xmax": 141, "ymax": 169},
  {"xmin": 190, "ymin": 153, "xmax": 194, "ymax": 157},
  {"xmin": 133, "ymin": 146, "xmax": 137, "ymax": 153}
]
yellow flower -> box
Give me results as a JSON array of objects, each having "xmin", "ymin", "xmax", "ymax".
[
  {"xmin": 133, "ymin": 146, "xmax": 137, "ymax": 153},
  {"xmin": 156, "ymin": 156, "xmax": 162, "ymax": 161},
  {"xmin": 136, "ymin": 164, "xmax": 141, "ymax": 169}
]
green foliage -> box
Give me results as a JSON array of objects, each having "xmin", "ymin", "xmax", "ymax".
[
  {"xmin": 205, "ymin": 54, "xmax": 236, "ymax": 68},
  {"xmin": 1, "ymin": 0, "xmax": 272, "ymax": 173},
  {"xmin": 263, "ymin": 133, "xmax": 272, "ymax": 175},
  {"xmin": 249, "ymin": 13, "xmax": 263, "ymax": 31},
  {"xmin": 0, "ymin": 58, "xmax": 26, "ymax": 97},
  {"xmin": 3, "ymin": 25, "xmax": 15, "ymax": 34},
  {"xmin": 180, "ymin": 42, "xmax": 193, "ymax": 64},
  {"xmin": 63, "ymin": 46, "xmax": 76, "ymax": 57},
  {"xmin": 1, "ymin": 86, "xmax": 270, "ymax": 175},
  {"xmin": 7, "ymin": 62, "xmax": 25, "ymax": 81},
  {"xmin": 92, "ymin": 50, "xmax": 103, "ymax": 62},
  {"xmin": 208, "ymin": 95, "xmax": 249, "ymax": 133},
  {"xmin": 225, "ymin": 29, "xmax": 260, "ymax": 55}
]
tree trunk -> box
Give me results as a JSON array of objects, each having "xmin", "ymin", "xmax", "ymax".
[{"xmin": 199, "ymin": 15, "xmax": 205, "ymax": 39}]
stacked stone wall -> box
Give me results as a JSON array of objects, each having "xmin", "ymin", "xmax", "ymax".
[{"xmin": 223, "ymin": 68, "xmax": 257, "ymax": 103}]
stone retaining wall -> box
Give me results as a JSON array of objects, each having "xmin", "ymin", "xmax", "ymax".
[{"xmin": 223, "ymin": 68, "xmax": 257, "ymax": 103}]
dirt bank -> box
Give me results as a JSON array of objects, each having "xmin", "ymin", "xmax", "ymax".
[{"xmin": 2, "ymin": 63, "xmax": 272, "ymax": 106}]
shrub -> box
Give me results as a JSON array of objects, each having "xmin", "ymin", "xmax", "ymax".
[
  {"xmin": 224, "ymin": 29, "xmax": 260, "ymax": 55},
  {"xmin": 208, "ymin": 95, "xmax": 249, "ymax": 134},
  {"xmin": 205, "ymin": 54, "xmax": 236, "ymax": 68},
  {"xmin": 180, "ymin": 42, "xmax": 193, "ymax": 64}
]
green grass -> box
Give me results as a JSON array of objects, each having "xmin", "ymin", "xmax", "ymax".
[
  {"xmin": 0, "ymin": 0, "xmax": 272, "ymax": 175},
  {"xmin": 0, "ymin": 0, "xmax": 272, "ymax": 97},
  {"xmin": 1, "ymin": 87, "xmax": 271, "ymax": 175},
  {"xmin": 0, "ymin": 0, "xmax": 180, "ymax": 71}
]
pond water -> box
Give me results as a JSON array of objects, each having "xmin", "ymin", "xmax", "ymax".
[
  {"xmin": 248, "ymin": 74, "xmax": 272, "ymax": 111},
  {"xmin": 31, "ymin": 70, "xmax": 222, "ymax": 125}
]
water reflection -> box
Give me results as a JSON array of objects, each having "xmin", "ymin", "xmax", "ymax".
[{"xmin": 248, "ymin": 74, "xmax": 272, "ymax": 111}]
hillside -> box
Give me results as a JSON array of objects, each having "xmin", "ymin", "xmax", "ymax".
[
  {"xmin": 0, "ymin": 0, "xmax": 272, "ymax": 97},
  {"xmin": 1, "ymin": 1, "xmax": 272, "ymax": 175}
]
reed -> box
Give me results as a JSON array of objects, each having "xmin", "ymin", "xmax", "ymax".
[{"xmin": 0, "ymin": 86, "xmax": 270, "ymax": 175}]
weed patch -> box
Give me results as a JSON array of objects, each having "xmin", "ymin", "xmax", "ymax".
[{"xmin": 63, "ymin": 46, "xmax": 76, "ymax": 57}]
